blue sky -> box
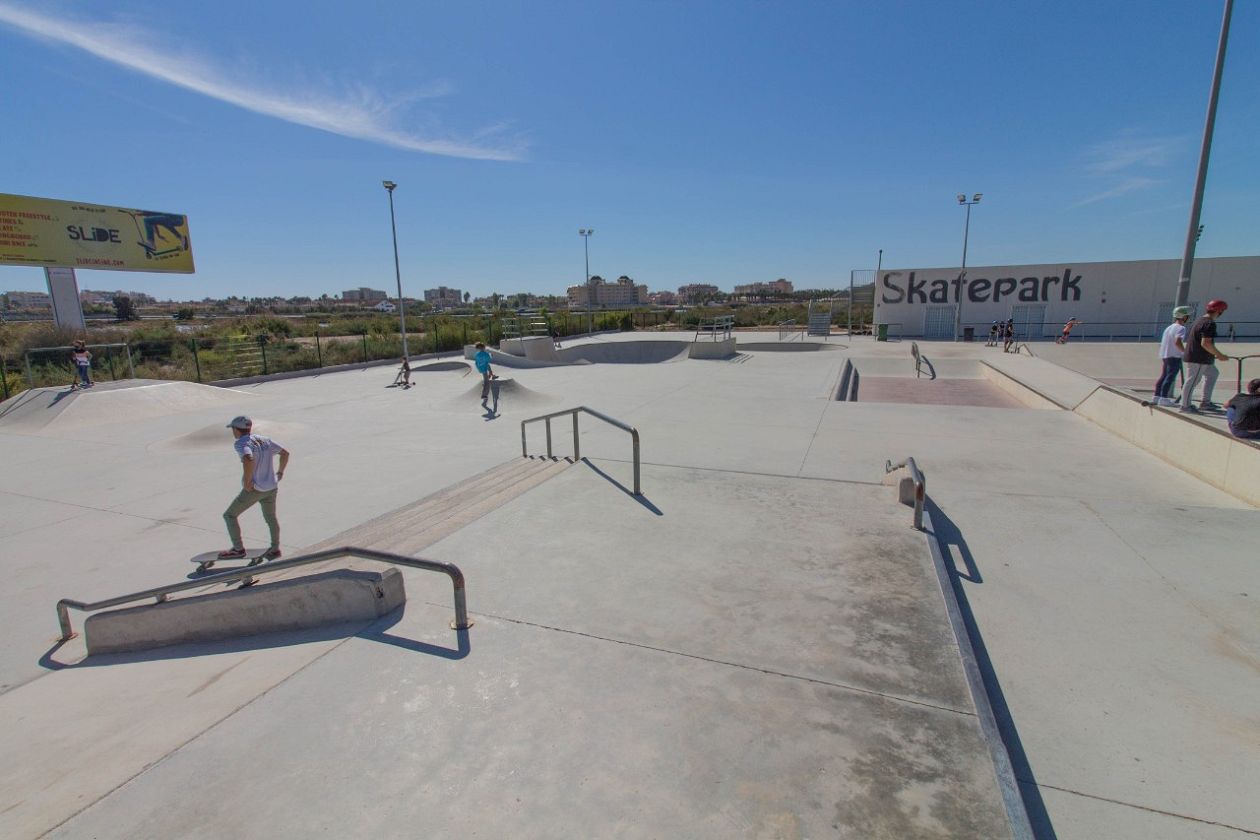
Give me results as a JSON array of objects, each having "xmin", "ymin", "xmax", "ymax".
[{"xmin": 1, "ymin": 1, "xmax": 1257, "ymax": 300}]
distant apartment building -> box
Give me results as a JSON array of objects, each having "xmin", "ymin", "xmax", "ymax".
[
  {"xmin": 677, "ymin": 284, "xmax": 720, "ymax": 304},
  {"xmin": 79, "ymin": 289, "xmax": 156, "ymax": 305},
  {"xmin": 342, "ymin": 287, "xmax": 388, "ymax": 303},
  {"xmin": 4, "ymin": 290, "xmax": 51, "ymax": 310},
  {"xmin": 567, "ymin": 275, "xmax": 648, "ymax": 309},
  {"xmin": 649, "ymin": 290, "xmax": 677, "ymax": 305},
  {"xmin": 424, "ymin": 286, "xmax": 463, "ymax": 309},
  {"xmin": 732, "ymin": 279, "xmax": 793, "ymax": 299}
]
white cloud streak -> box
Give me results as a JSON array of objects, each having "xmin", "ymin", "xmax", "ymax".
[
  {"xmin": 1073, "ymin": 132, "xmax": 1182, "ymax": 206},
  {"xmin": 0, "ymin": 4, "xmax": 524, "ymax": 161}
]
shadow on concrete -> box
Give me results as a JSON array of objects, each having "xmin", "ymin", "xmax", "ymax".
[
  {"xmin": 926, "ymin": 498, "xmax": 1057, "ymax": 840},
  {"xmin": 582, "ymin": 458, "xmax": 663, "ymax": 516},
  {"xmin": 37, "ymin": 605, "xmax": 469, "ymax": 670}
]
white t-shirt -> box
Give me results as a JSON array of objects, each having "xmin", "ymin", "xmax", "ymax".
[
  {"xmin": 234, "ymin": 434, "xmax": 284, "ymax": 491},
  {"xmin": 1159, "ymin": 323, "xmax": 1186, "ymax": 359}
]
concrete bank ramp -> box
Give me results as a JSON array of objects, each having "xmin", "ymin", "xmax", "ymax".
[
  {"xmin": 0, "ymin": 380, "xmax": 252, "ymax": 434},
  {"xmin": 414, "ymin": 360, "xmax": 471, "ymax": 373},
  {"xmin": 153, "ymin": 418, "xmax": 307, "ymax": 452},
  {"xmin": 449, "ymin": 376, "xmax": 554, "ymax": 407},
  {"xmin": 738, "ymin": 341, "xmax": 838, "ymax": 352}
]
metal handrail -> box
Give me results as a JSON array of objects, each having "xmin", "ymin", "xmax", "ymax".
[
  {"xmin": 1233, "ymin": 354, "xmax": 1260, "ymax": 393},
  {"xmin": 521, "ymin": 405, "xmax": 641, "ymax": 495},
  {"xmin": 55, "ymin": 546, "xmax": 471, "ymax": 641},
  {"xmin": 911, "ymin": 341, "xmax": 922, "ymax": 378},
  {"xmin": 694, "ymin": 315, "xmax": 734, "ymax": 342},
  {"xmin": 885, "ymin": 457, "xmax": 926, "ymax": 530},
  {"xmin": 777, "ymin": 319, "xmax": 798, "ymax": 340}
]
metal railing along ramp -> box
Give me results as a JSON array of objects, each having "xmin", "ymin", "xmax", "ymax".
[
  {"xmin": 693, "ymin": 315, "xmax": 734, "ymax": 342},
  {"xmin": 522, "ymin": 405, "xmax": 641, "ymax": 495}
]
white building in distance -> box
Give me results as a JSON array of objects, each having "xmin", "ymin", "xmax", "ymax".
[
  {"xmin": 567, "ymin": 276, "xmax": 648, "ymax": 309},
  {"xmin": 424, "ymin": 286, "xmax": 463, "ymax": 309}
]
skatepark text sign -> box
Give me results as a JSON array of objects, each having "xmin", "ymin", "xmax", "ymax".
[{"xmin": 0, "ymin": 192, "xmax": 194, "ymax": 273}]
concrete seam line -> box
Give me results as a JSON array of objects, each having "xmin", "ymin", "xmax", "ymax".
[
  {"xmin": 38, "ymin": 627, "xmax": 365, "ymax": 836},
  {"xmin": 921, "ymin": 507, "xmax": 1036, "ymax": 840},
  {"xmin": 445, "ymin": 603, "xmax": 976, "ymax": 718},
  {"xmin": 794, "ymin": 399, "xmax": 832, "ymax": 478},
  {"xmin": 1029, "ymin": 782, "xmax": 1260, "ymax": 836},
  {"xmin": 978, "ymin": 360, "xmax": 1069, "ymax": 409}
]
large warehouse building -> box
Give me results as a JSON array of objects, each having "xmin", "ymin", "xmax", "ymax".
[{"xmin": 873, "ymin": 255, "xmax": 1259, "ymax": 340}]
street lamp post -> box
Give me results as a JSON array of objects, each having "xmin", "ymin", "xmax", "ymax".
[
  {"xmin": 383, "ymin": 181, "xmax": 409, "ymax": 360},
  {"xmin": 579, "ymin": 228, "xmax": 594, "ymax": 335},
  {"xmin": 955, "ymin": 193, "xmax": 981, "ymax": 341},
  {"xmin": 1175, "ymin": 0, "xmax": 1234, "ymax": 308}
]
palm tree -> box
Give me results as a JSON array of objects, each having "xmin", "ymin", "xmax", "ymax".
[{"xmin": 463, "ymin": 291, "xmax": 471, "ymax": 304}]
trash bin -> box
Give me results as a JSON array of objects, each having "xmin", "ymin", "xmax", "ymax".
[
  {"xmin": 963, "ymin": 326, "xmax": 975, "ymax": 342},
  {"xmin": 876, "ymin": 323, "xmax": 888, "ymax": 342}
]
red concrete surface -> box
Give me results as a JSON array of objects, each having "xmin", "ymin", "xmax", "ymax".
[{"xmin": 856, "ymin": 376, "xmax": 1026, "ymax": 408}]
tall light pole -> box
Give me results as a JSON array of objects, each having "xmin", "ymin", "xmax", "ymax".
[
  {"xmin": 955, "ymin": 193, "xmax": 981, "ymax": 341},
  {"xmin": 382, "ymin": 180, "xmax": 408, "ymax": 360},
  {"xmin": 1176, "ymin": 0, "xmax": 1234, "ymax": 308},
  {"xmin": 579, "ymin": 228, "xmax": 594, "ymax": 335}
]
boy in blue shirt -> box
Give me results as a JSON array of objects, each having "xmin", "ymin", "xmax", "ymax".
[{"xmin": 474, "ymin": 342, "xmax": 495, "ymax": 400}]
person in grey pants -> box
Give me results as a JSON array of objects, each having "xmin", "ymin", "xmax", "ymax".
[
  {"xmin": 218, "ymin": 415, "xmax": 290, "ymax": 560},
  {"xmin": 1180, "ymin": 300, "xmax": 1231, "ymax": 413}
]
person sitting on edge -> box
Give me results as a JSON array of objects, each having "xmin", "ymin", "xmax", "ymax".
[
  {"xmin": 1056, "ymin": 317, "xmax": 1080, "ymax": 344},
  {"xmin": 1180, "ymin": 299, "xmax": 1230, "ymax": 413},
  {"xmin": 474, "ymin": 342, "xmax": 495, "ymax": 401},
  {"xmin": 1224, "ymin": 379, "xmax": 1260, "ymax": 440},
  {"xmin": 1153, "ymin": 306, "xmax": 1190, "ymax": 406}
]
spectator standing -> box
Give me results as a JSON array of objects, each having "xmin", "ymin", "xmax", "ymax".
[
  {"xmin": 219, "ymin": 416, "xmax": 289, "ymax": 560},
  {"xmin": 1153, "ymin": 306, "xmax": 1190, "ymax": 406},
  {"xmin": 986, "ymin": 322, "xmax": 999, "ymax": 347},
  {"xmin": 1180, "ymin": 300, "xmax": 1230, "ymax": 413},
  {"xmin": 70, "ymin": 340, "xmax": 92, "ymax": 388},
  {"xmin": 1002, "ymin": 319, "xmax": 1015, "ymax": 353},
  {"xmin": 1225, "ymin": 379, "xmax": 1260, "ymax": 440}
]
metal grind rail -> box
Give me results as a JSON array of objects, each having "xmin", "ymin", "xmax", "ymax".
[
  {"xmin": 885, "ymin": 457, "xmax": 926, "ymax": 530},
  {"xmin": 521, "ymin": 405, "xmax": 641, "ymax": 495},
  {"xmin": 55, "ymin": 546, "xmax": 471, "ymax": 641},
  {"xmin": 1233, "ymin": 353, "xmax": 1260, "ymax": 393}
]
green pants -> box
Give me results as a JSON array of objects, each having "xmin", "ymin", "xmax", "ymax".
[{"xmin": 223, "ymin": 487, "xmax": 279, "ymax": 550}]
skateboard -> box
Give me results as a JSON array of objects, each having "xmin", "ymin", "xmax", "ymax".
[{"xmin": 191, "ymin": 548, "xmax": 268, "ymax": 573}]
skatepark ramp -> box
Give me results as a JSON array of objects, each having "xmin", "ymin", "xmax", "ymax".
[{"xmin": 521, "ymin": 405, "xmax": 641, "ymax": 495}]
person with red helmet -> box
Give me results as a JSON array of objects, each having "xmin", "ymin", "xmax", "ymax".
[{"xmin": 1180, "ymin": 299, "xmax": 1231, "ymax": 413}]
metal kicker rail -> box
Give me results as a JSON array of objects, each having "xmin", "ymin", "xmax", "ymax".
[
  {"xmin": 56, "ymin": 546, "xmax": 471, "ymax": 641},
  {"xmin": 521, "ymin": 405, "xmax": 641, "ymax": 495}
]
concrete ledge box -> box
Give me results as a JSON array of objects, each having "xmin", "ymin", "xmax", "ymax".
[{"xmin": 84, "ymin": 568, "xmax": 406, "ymax": 656}]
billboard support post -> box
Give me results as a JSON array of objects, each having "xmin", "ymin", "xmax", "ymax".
[{"xmin": 45, "ymin": 267, "xmax": 85, "ymax": 331}]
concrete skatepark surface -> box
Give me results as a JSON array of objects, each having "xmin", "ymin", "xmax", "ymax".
[{"xmin": 1, "ymin": 331, "xmax": 1258, "ymax": 838}]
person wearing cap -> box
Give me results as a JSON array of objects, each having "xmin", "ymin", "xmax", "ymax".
[
  {"xmin": 1153, "ymin": 306, "xmax": 1191, "ymax": 406},
  {"xmin": 218, "ymin": 416, "xmax": 289, "ymax": 560},
  {"xmin": 1225, "ymin": 379, "xmax": 1260, "ymax": 440},
  {"xmin": 1180, "ymin": 300, "xmax": 1231, "ymax": 413}
]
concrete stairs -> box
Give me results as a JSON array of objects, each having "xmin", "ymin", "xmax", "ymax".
[{"xmin": 308, "ymin": 456, "xmax": 573, "ymax": 557}]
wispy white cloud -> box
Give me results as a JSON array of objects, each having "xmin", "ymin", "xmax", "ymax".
[
  {"xmin": 1074, "ymin": 176, "xmax": 1162, "ymax": 207},
  {"xmin": 1074, "ymin": 132, "xmax": 1182, "ymax": 206},
  {"xmin": 0, "ymin": 4, "xmax": 524, "ymax": 161}
]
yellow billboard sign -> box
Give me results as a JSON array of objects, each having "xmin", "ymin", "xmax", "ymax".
[{"xmin": 0, "ymin": 192, "xmax": 194, "ymax": 273}]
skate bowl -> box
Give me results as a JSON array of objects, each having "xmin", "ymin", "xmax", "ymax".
[
  {"xmin": 414, "ymin": 361, "xmax": 472, "ymax": 374},
  {"xmin": 558, "ymin": 340, "xmax": 691, "ymax": 365},
  {"xmin": 0, "ymin": 380, "xmax": 253, "ymax": 435}
]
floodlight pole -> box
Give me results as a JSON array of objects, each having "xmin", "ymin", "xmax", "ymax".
[
  {"xmin": 955, "ymin": 194, "xmax": 981, "ymax": 341},
  {"xmin": 383, "ymin": 180, "xmax": 409, "ymax": 360},
  {"xmin": 579, "ymin": 228, "xmax": 594, "ymax": 335},
  {"xmin": 1175, "ymin": 0, "xmax": 1233, "ymax": 308}
]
